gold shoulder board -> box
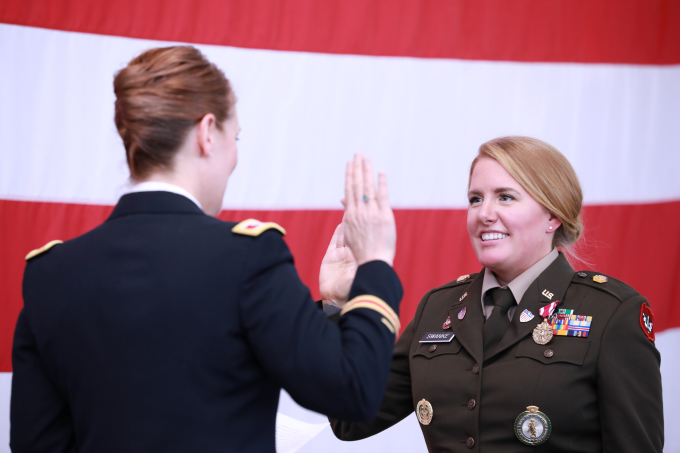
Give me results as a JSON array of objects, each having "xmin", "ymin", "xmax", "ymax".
[
  {"xmin": 25, "ymin": 240, "xmax": 63, "ymax": 261},
  {"xmin": 232, "ymin": 219, "xmax": 286, "ymax": 237}
]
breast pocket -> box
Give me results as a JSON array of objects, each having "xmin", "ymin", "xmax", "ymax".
[{"xmin": 516, "ymin": 338, "xmax": 590, "ymax": 365}]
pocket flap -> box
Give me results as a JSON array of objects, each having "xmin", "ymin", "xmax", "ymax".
[{"xmin": 516, "ymin": 339, "xmax": 590, "ymax": 365}]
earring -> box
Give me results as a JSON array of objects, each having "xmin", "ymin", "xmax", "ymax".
[{"xmin": 549, "ymin": 226, "xmax": 553, "ymax": 230}]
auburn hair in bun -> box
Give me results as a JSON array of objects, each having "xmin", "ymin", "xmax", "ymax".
[{"xmin": 114, "ymin": 46, "xmax": 234, "ymax": 179}]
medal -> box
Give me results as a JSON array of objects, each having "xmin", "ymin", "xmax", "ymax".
[
  {"xmin": 532, "ymin": 319, "xmax": 553, "ymax": 345},
  {"xmin": 416, "ymin": 399, "xmax": 433, "ymax": 425},
  {"xmin": 515, "ymin": 406, "xmax": 551, "ymax": 446}
]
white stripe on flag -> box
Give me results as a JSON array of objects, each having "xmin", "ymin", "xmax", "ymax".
[{"xmin": 1, "ymin": 24, "xmax": 679, "ymax": 209}]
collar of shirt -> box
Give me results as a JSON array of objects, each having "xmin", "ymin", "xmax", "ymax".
[
  {"xmin": 480, "ymin": 247, "xmax": 559, "ymax": 319},
  {"xmin": 125, "ymin": 181, "xmax": 203, "ymax": 211}
]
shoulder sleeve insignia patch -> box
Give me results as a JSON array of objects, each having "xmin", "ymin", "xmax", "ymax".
[
  {"xmin": 639, "ymin": 304, "xmax": 655, "ymax": 341},
  {"xmin": 232, "ymin": 219, "xmax": 286, "ymax": 237},
  {"xmin": 25, "ymin": 240, "xmax": 63, "ymax": 261}
]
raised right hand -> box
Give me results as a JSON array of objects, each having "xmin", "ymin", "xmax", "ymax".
[{"xmin": 342, "ymin": 153, "xmax": 396, "ymax": 267}]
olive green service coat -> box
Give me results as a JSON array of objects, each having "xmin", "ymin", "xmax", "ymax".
[{"xmin": 331, "ymin": 254, "xmax": 663, "ymax": 452}]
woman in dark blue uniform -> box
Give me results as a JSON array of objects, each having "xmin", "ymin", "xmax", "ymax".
[
  {"xmin": 330, "ymin": 136, "xmax": 663, "ymax": 452},
  {"xmin": 11, "ymin": 46, "xmax": 403, "ymax": 453}
]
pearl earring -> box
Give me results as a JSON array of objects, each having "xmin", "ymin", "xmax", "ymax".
[{"xmin": 549, "ymin": 226, "xmax": 553, "ymax": 230}]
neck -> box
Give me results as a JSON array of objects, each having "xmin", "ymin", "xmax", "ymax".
[{"xmin": 136, "ymin": 167, "xmax": 203, "ymax": 209}]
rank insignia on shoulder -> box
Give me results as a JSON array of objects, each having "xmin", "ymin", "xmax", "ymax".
[
  {"xmin": 232, "ymin": 219, "xmax": 286, "ymax": 237},
  {"xmin": 515, "ymin": 406, "xmax": 551, "ymax": 446},
  {"xmin": 593, "ymin": 275, "xmax": 608, "ymax": 283},
  {"xmin": 456, "ymin": 274, "xmax": 470, "ymax": 283},
  {"xmin": 416, "ymin": 399, "xmax": 433, "ymax": 425},
  {"xmin": 25, "ymin": 240, "xmax": 63, "ymax": 261},
  {"xmin": 639, "ymin": 304, "xmax": 655, "ymax": 341}
]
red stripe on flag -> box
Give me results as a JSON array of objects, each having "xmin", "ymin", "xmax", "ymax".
[
  {"xmin": 1, "ymin": 0, "xmax": 679, "ymax": 64},
  {"xmin": 1, "ymin": 198, "xmax": 679, "ymax": 371}
]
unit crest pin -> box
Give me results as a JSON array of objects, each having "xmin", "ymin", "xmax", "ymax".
[
  {"xmin": 458, "ymin": 307, "xmax": 467, "ymax": 320},
  {"xmin": 442, "ymin": 316, "xmax": 452, "ymax": 330},
  {"xmin": 456, "ymin": 274, "xmax": 470, "ymax": 283}
]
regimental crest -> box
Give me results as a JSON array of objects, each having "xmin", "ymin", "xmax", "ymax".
[
  {"xmin": 442, "ymin": 316, "xmax": 452, "ymax": 330},
  {"xmin": 519, "ymin": 309, "xmax": 535, "ymax": 323},
  {"xmin": 458, "ymin": 307, "xmax": 467, "ymax": 320},
  {"xmin": 515, "ymin": 406, "xmax": 551, "ymax": 446},
  {"xmin": 532, "ymin": 319, "xmax": 553, "ymax": 345},
  {"xmin": 456, "ymin": 274, "xmax": 470, "ymax": 283},
  {"xmin": 593, "ymin": 275, "xmax": 608, "ymax": 284},
  {"xmin": 416, "ymin": 399, "xmax": 434, "ymax": 425}
]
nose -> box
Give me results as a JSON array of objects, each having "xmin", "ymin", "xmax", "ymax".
[{"xmin": 478, "ymin": 199, "xmax": 497, "ymax": 224}]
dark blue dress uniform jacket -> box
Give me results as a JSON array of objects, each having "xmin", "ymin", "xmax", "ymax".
[{"xmin": 11, "ymin": 191, "xmax": 403, "ymax": 453}]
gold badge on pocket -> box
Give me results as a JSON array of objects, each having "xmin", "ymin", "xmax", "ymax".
[
  {"xmin": 416, "ymin": 399, "xmax": 433, "ymax": 425},
  {"xmin": 515, "ymin": 406, "xmax": 551, "ymax": 446}
]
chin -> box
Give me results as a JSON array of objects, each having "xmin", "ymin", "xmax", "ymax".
[{"xmin": 475, "ymin": 248, "xmax": 510, "ymax": 271}]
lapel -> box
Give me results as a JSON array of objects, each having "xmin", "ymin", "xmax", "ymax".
[
  {"xmin": 485, "ymin": 253, "xmax": 575, "ymax": 362},
  {"xmin": 449, "ymin": 269, "xmax": 486, "ymax": 365},
  {"xmin": 107, "ymin": 191, "xmax": 205, "ymax": 221}
]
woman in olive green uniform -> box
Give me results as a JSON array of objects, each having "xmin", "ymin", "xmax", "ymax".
[{"xmin": 327, "ymin": 136, "xmax": 663, "ymax": 452}]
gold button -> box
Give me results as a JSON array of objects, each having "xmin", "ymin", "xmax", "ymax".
[
  {"xmin": 544, "ymin": 349, "xmax": 554, "ymax": 358},
  {"xmin": 429, "ymin": 345, "xmax": 437, "ymax": 352},
  {"xmin": 471, "ymin": 364, "xmax": 479, "ymax": 374},
  {"xmin": 467, "ymin": 399, "xmax": 476, "ymax": 410},
  {"xmin": 466, "ymin": 437, "xmax": 475, "ymax": 448}
]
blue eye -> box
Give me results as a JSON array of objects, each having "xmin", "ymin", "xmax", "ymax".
[
  {"xmin": 469, "ymin": 196, "xmax": 482, "ymax": 204},
  {"xmin": 500, "ymin": 194, "xmax": 515, "ymax": 202}
]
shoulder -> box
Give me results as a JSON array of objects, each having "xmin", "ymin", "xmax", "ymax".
[
  {"xmin": 429, "ymin": 273, "xmax": 479, "ymax": 296},
  {"xmin": 411, "ymin": 273, "xmax": 479, "ymax": 323},
  {"xmin": 25, "ymin": 240, "xmax": 64, "ymax": 261},
  {"xmin": 570, "ymin": 270, "xmax": 640, "ymax": 302},
  {"xmin": 231, "ymin": 219, "xmax": 286, "ymax": 237}
]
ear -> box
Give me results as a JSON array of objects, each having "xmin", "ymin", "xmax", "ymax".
[
  {"xmin": 547, "ymin": 212, "xmax": 562, "ymax": 233},
  {"xmin": 196, "ymin": 113, "xmax": 217, "ymax": 157}
]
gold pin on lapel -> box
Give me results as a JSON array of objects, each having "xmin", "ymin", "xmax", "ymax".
[{"xmin": 456, "ymin": 274, "xmax": 470, "ymax": 283}]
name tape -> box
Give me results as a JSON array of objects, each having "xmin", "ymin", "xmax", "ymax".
[{"xmin": 419, "ymin": 332, "xmax": 456, "ymax": 343}]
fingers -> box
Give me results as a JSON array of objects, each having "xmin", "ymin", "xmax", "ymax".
[
  {"xmin": 334, "ymin": 223, "xmax": 346, "ymax": 248},
  {"xmin": 377, "ymin": 171, "xmax": 390, "ymax": 209},
  {"xmin": 344, "ymin": 161, "xmax": 354, "ymax": 211},
  {"xmin": 326, "ymin": 223, "xmax": 343, "ymax": 253},
  {"xmin": 352, "ymin": 153, "xmax": 364, "ymax": 206},
  {"xmin": 363, "ymin": 157, "xmax": 376, "ymax": 203}
]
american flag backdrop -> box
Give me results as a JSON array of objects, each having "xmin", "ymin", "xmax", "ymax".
[{"xmin": 1, "ymin": 1, "xmax": 679, "ymax": 451}]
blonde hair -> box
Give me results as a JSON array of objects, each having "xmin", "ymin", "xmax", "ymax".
[{"xmin": 469, "ymin": 136, "xmax": 584, "ymax": 259}]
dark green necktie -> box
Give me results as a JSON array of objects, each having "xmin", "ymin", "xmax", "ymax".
[{"xmin": 483, "ymin": 287, "xmax": 516, "ymax": 356}]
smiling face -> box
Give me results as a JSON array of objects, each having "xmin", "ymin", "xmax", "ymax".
[{"xmin": 467, "ymin": 157, "xmax": 561, "ymax": 285}]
